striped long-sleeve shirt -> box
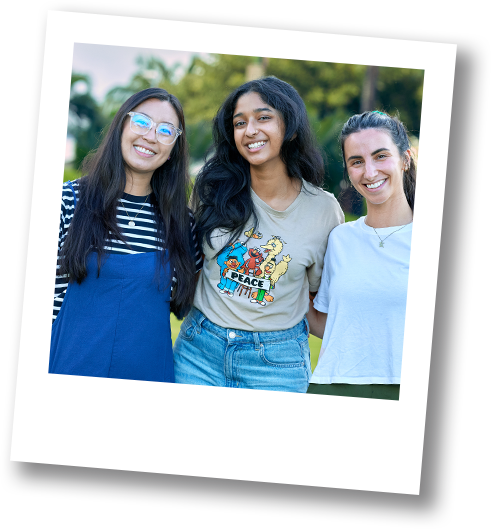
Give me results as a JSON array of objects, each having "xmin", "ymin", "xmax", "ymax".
[{"xmin": 53, "ymin": 179, "xmax": 203, "ymax": 321}]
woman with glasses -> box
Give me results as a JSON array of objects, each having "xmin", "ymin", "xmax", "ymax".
[
  {"xmin": 49, "ymin": 88, "xmax": 202, "ymax": 382},
  {"xmin": 173, "ymin": 76, "xmax": 344, "ymax": 393},
  {"xmin": 306, "ymin": 111, "xmax": 415, "ymax": 400}
]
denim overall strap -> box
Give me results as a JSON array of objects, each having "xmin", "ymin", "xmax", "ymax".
[
  {"xmin": 49, "ymin": 251, "xmax": 174, "ymax": 382},
  {"xmin": 66, "ymin": 180, "xmax": 77, "ymax": 207}
]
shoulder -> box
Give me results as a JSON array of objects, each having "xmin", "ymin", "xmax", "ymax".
[
  {"xmin": 301, "ymin": 181, "xmax": 342, "ymax": 209},
  {"xmin": 329, "ymin": 217, "xmax": 364, "ymax": 240},
  {"xmin": 60, "ymin": 178, "xmax": 83, "ymax": 213},
  {"xmin": 300, "ymin": 181, "xmax": 345, "ymax": 228},
  {"xmin": 63, "ymin": 178, "xmax": 82, "ymax": 191},
  {"xmin": 62, "ymin": 178, "xmax": 82, "ymax": 201}
]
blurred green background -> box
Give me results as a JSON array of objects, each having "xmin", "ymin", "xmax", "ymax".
[{"xmin": 65, "ymin": 49, "xmax": 423, "ymax": 371}]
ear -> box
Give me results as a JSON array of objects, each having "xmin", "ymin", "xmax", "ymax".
[
  {"xmin": 403, "ymin": 149, "xmax": 411, "ymax": 170},
  {"xmin": 290, "ymin": 132, "xmax": 297, "ymax": 141}
]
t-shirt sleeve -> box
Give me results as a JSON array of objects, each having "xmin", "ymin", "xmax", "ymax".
[
  {"xmin": 306, "ymin": 238, "xmax": 328, "ymax": 293},
  {"xmin": 313, "ymin": 240, "xmax": 331, "ymax": 314},
  {"xmin": 306, "ymin": 196, "xmax": 344, "ymax": 292}
]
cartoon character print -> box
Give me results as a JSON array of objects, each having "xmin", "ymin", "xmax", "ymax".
[
  {"xmin": 242, "ymin": 247, "xmax": 264, "ymax": 276},
  {"xmin": 244, "ymin": 227, "xmax": 263, "ymax": 239},
  {"xmin": 250, "ymin": 236, "xmax": 291, "ymax": 306},
  {"xmin": 215, "ymin": 229, "xmax": 292, "ymax": 307},
  {"xmin": 216, "ymin": 241, "xmax": 248, "ymax": 298}
]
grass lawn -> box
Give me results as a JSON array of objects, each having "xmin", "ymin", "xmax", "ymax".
[{"xmin": 170, "ymin": 314, "xmax": 322, "ymax": 373}]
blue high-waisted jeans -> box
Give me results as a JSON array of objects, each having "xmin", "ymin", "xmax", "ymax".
[{"xmin": 173, "ymin": 307, "xmax": 311, "ymax": 392}]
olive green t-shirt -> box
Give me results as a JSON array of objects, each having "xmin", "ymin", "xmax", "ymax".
[{"xmin": 193, "ymin": 181, "xmax": 344, "ymax": 332}]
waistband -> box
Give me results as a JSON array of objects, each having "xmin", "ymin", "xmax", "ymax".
[{"xmin": 186, "ymin": 306, "xmax": 309, "ymax": 345}]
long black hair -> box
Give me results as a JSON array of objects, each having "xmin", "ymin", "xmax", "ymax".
[
  {"xmin": 340, "ymin": 111, "xmax": 417, "ymax": 211},
  {"xmin": 192, "ymin": 76, "xmax": 325, "ymax": 253},
  {"xmin": 59, "ymin": 87, "xmax": 196, "ymax": 316}
]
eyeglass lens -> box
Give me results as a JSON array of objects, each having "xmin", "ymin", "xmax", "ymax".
[{"xmin": 130, "ymin": 113, "xmax": 177, "ymax": 145}]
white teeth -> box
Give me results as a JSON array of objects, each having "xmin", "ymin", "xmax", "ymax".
[
  {"xmin": 247, "ymin": 141, "xmax": 266, "ymax": 150},
  {"xmin": 134, "ymin": 146, "xmax": 156, "ymax": 155},
  {"xmin": 366, "ymin": 179, "xmax": 386, "ymax": 189}
]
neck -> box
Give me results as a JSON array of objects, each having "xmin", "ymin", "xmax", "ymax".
[
  {"xmin": 364, "ymin": 195, "xmax": 413, "ymax": 228},
  {"xmin": 124, "ymin": 172, "xmax": 153, "ymax": 196},
  {"xmin": 250, "ymin": 165, "xmax": 300, "ymax": 211}
]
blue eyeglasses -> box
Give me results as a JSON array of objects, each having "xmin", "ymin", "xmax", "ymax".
[{"xmin": 127, "ymin": 112, "xmax": 182, "ymax": 145}]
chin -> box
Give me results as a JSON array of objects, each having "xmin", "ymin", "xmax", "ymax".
[{"xmin": 361, "ymin": 191, "xmax": 387, "ymax": 205}]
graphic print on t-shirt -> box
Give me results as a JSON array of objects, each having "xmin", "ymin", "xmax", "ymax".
[{"xmin": 215, "ymin": 227, "xmax": 291, "ymax": 307}]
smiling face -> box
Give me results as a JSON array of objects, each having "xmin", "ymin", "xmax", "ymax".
[
  {"xmin": 225, "ymin": 257, "xmax": 240, "ymax": 270},
  {"xmin": 344, "ymin": 128, "xmax": 410, "ymax": 209},
  {"xmin": 232, "ymin": 92, "xmax": 286, "ymax": 171},
  {"xmin": 121, "ymin": 98, "xmax": 179, "ymax": 181}
]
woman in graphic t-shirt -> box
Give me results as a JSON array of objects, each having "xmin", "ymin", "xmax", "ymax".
[
  {"xmin": 173, "ymin": 76, "xmax": 344, "ymax": 393},
  {"xmin": 50, "ymin": 88, "xmax": 202, "ymax": 383},
  {"xmin": 307, "ymin": 111, "xmax": 416, "ymax": 400}
]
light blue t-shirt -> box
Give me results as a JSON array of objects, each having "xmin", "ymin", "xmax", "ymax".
[{"xmin": 311, "ymin": 216, "xmax": 412, "ymax": 385}]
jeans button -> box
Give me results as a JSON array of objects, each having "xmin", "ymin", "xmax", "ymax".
[{"xmin": 229, "ymin": 331, "xmax": 236, "ymax": 339}]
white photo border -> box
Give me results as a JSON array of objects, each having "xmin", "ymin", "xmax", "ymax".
[{"xmin": 11, "ymin": 11, "xmax": 456, "ymax": 495}]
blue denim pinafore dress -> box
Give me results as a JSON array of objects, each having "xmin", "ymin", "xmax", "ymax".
[{"xmin": 49, "ymin": 251, "xmax": 174, "ymax": 382}]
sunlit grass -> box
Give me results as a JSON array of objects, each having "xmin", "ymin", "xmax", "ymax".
[{"xmin": 63, "ymin": 166, "xmax": 82, "ymax": 183}]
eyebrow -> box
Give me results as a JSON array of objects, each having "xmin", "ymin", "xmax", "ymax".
[
  {"xmin": 233, "ymin": 107, "xmax": 273, "ymax": 119},
  {"xmin": 347, "ymin": 147, "xmax": 390, "ymax": 161},
  {"xmin": 134, "ymin": 112, "xmax": 152, "ymax": 120}
]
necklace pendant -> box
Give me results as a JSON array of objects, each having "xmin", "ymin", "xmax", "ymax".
[
  {"xmin": 379, "ymin": 241, "xmax": 384, "ymax": 248},
  {"xmin": 128, "ymin": 220, "xmax": 136, "ymax": 227}
]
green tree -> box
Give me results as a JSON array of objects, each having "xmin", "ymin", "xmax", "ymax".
[
  {"xmin": 377, "ymin": 67, "xmax": 424, "ymax": 135},
  {"xmin": 170, "ymin": 54, "xmax": 251, "ymax": 166},
  {"xmin": 104, "ymin": 56, "xmax": 178, "ymax": 119},
  {"xmin": 69, "ymin": 73, "xmax": 106, "ymax": 170},
  {"xmin": 94, "ymin": 54, "xmax": 424, "ymax": 213}
]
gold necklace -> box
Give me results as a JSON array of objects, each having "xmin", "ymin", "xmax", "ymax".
[{"xmin": 119, "ymin": 194, "xmax": 149, "ymax": 227}]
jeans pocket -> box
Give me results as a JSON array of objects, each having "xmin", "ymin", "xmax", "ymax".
[
  {"xmin": 179, "ymin": 314, "xmax": 199, "ymax": 342},
  {"xmin": 259, "ymin": 340, "xmax": 306, "ymax": 368}
]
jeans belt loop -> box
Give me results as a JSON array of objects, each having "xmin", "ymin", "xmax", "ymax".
[
  {"xmin": 253, "ymin": 332, "xmax": 261, "ymax": 351},
  {"xmin": 195, "ymin": 312, "xmax": 206, "ymax": 334}
]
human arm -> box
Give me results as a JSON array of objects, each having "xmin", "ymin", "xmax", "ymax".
[
  {"xmin": 52, "ymin": 181, "xmax": 78, "ymax": 322},
  {"xmin": 171, "ymin": 212, "xmax": 203, "ymax": 319},
  {"xmin": 189, "ymin": 211, "xmax": 204, "ymax": 277},
  {"xmin": 306, "ymin": 217, "xmax": 338, "ymax": 338},
  {"xmin": 306, "ymin": 294, "xmax": 327, "ymax": 339}
]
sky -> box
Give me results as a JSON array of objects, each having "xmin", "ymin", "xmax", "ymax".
[{"xmin": 72, "ymin": 43, "xmax": 210, "ymax": 101}]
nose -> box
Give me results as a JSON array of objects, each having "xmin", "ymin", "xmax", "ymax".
[
  {"xmin": 142, "ymin": 125, "xmax": 158, "ymax": 143},
  {"xmin": 245, "ymin": 119, "xmax": 257, "ymax": 137},
  {"xmin": 365, "ymin": 158, "xmax": 378, "ymax": 179}
]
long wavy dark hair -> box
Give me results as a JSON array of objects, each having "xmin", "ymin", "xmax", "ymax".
[
  {"xmin": 340, "ymin": 111, "xmax": 417, "ymax": 212},
  {"xmin": 192, "ymin": 76, "xmax": 325, "ymax": 253},
  {"xmin": 59, "ymin": 88, "xmax": 196, "ymax": 316}
]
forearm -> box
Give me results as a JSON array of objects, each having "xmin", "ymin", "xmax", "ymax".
[{"xmin": 306, "ymin": 298, "xmax": 327, "ymax": 339}]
